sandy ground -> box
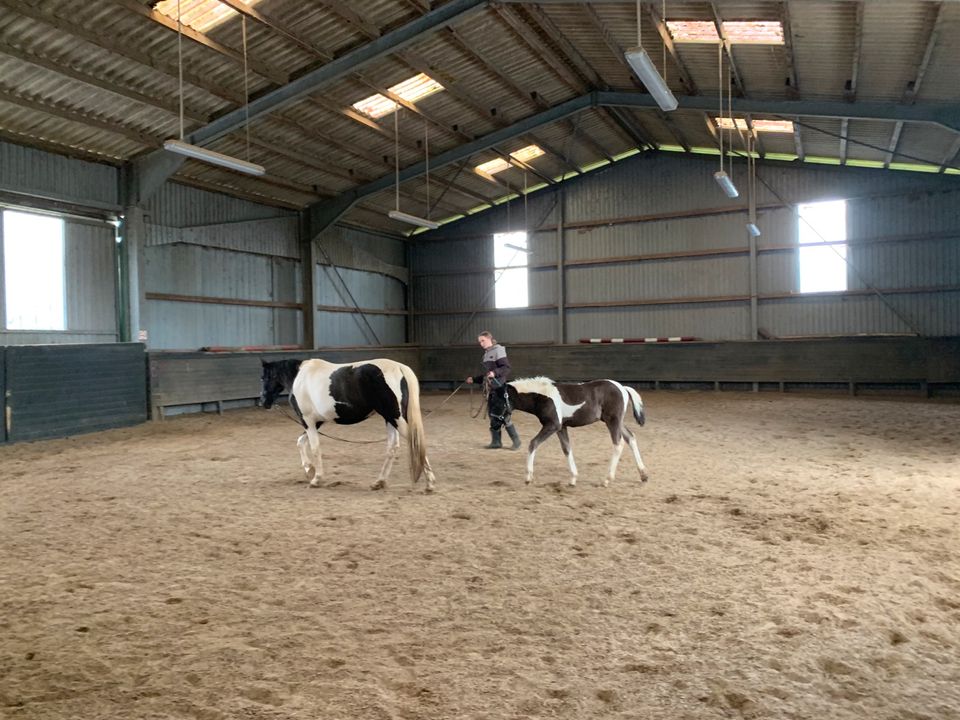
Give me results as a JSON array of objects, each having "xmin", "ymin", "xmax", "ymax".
[{"xmin": 1, "ymin": 390, "xmax": 959, "ymax": 720}]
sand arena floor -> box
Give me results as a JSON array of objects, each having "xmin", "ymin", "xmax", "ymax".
[{"xmin": 1, "ymin": 390, "xmax": 959, "ymax": 720}]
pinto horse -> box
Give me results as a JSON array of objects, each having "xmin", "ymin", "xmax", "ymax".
[
  {"xmin": 260, "ymin": 358, "xmax": 436, "ymax": 492},
  {"xmin": 507, "ymin": 377, "xmax": 649, "ymax": 487}
]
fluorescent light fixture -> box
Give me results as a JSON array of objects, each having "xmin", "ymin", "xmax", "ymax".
[
  {"xmin": 163, "ymin": 139, "xmax": 266, "ymax": 176},
  {"xmin": 746, "ymin": 222, "xmax": 761, "ymax": 237},
  {"xmin": 714, "ymin": 170, "xmax": 740, "ymax": 198},
  {"xmin": 388, "ymin": 210, "xmax": 439, "ymax": 230},
  {"xmin": 624, "ymin": 47, "xmax": 678, "ymax": 112},
  {"xmin": 504, "ymin": 242, "xmax": 532, "ymax": 254}
]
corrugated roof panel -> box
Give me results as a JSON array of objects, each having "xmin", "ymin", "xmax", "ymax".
[
  {"xmin": 858, "ymin": 0, "xmax": 934, "ymax": 102},
  {"xmin": 788, "ymin": 1, "xmax": 856, "ymax": 100},
  {"xmin": 912, "ymin": 2, "xmax": 960, "ymax": 103}
]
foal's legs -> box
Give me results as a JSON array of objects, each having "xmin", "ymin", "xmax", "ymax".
[
  {"xmin": 622, "ymin": 428, "xmax": 650, "ymax": 482},
  {"xmin": 371, "ymin": 422, "xmax": 401, "ymax": 491},
  {"xmin": 604, "ymin": 419, "xmax": 626, "ymax": 487},
  {"xmin": 556, "ymin": 427, "xmax": 578, "ymax": 486},
  {"xmin": 525, "ymin": 423, "xmax": 560, "ymax": 485}
]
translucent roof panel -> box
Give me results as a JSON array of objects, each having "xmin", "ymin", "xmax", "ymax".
[{"xmin": 351, "ymin": 73, "xmax": 444, "ymax": 119}]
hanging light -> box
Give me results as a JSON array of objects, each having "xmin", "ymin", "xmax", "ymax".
[
  {"xmin": 388, "ymin": 210, "xmax": 439, "ymax": 230},
  {"xmin": 624, "ymin": 0, "xmax": 677, "ymax": 111},
  {"xmin": 746, "ymin": 222, "xmax": 761, "ymax": 237},
  {"xmin": 164, "ymin": 5, "xmax": 264, "ymax": 176},
  {"xmin": 163, "ymin": 139, "xmax": 265, "ymax": 176},
  {"xmin": 714, "ymin": 41, "xmax": 739, "ymax": 198},
  {"xmin": 386, "ymin": 104, "xmax": 438, "ymax": 230}
]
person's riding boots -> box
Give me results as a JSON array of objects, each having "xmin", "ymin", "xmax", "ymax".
[
  {"xmin": 505, "ymin": 424, "xmax": 521, "ymax": 450},
  {"xmin": 486, "ymin": 428, "xmax": 503, "ymax": 449}
]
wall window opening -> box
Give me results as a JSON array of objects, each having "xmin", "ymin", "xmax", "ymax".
[
  {"xmin": 798, "ymin": 200, "xmax": 847, "ymax": 293},
  {"xmin": 2, "ymin": 209, "xmax": 66, "ymax": 330},
  {"xmin": 493, "ymin": 231, "xmax": 528, "ymax": 309}
]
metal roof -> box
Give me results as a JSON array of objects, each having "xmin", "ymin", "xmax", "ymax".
[{"xmin": 1, "ymin": 0, "xmax": 958, "ymax": 236}]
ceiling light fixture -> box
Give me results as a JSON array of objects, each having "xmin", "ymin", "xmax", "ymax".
[
  {"xmin": 504, "ymin": 242, "xmax": 532, "ymax": 254},
  {"xmin": 388, "ymin": 210, "xmax": 439, "ymax": 230},
  {"xmin": 163, "ymin": 139, "xmax": 265, "ymax": 176},
  {"xmin": 164, "ymin": 1, "xmax": 265, "ymax": 176},
  {"xmin": 714, "ymin": 41, "xmax": 739, "ymax": 198},
  {"xmin": 386, "ymin": 105, "xmax": 437, "ymax": 231},
  {"xmin": 625, "ymin": 0, "xmax": 677, "ymax": 112}
]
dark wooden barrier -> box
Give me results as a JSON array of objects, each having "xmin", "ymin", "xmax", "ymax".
[
  {"xmin": 421, "ymin": 337, "xmax": 960, "ymax": 397},
  {"xmin": 148, "ymin": 347, "xmax": 421, "ymax": 419},
  {"xmin": 2, "ymin": 343, "xmax": 147, "ymax": 442},
  {"xmin": 147, "ymin": 337, "xmax": 960, "ymax": 419}
]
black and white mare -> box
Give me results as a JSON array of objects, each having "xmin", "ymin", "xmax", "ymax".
[{"xmin": 260, "ymin": 358, "xmax": 436, "ymax": 492}]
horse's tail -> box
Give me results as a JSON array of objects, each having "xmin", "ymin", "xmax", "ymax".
[
  {"xmin": 398, "ymin": 363, "xmax": 429, "ymax": 483},
  {"xmin": 625, "ymin": 385, "xmax": 646, "ymax": 426}
]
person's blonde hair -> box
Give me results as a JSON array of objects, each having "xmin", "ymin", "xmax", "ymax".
[{"xmin": 478, "ymin": 330, "xmax": 495, "ymax": 343}]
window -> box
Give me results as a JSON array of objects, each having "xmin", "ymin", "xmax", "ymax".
[
  {"xmin": 493, "ymin": 232, "xmax": 528, "ymax": 309},
  {"xmin": 2, "ymin": 210, "xmax": 66, "ymax": 330},
  {"xmin": 351, "ymin": 73, "xmax": 444, "ymax": 119},
  {"xmin": 798, "ymin": 200, "xmax": 847, "ymax": 293}
]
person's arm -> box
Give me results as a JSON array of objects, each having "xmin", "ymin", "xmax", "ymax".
[{"xmin": 492, "ymin": 352, "xmax": 511, "ymax": 383}]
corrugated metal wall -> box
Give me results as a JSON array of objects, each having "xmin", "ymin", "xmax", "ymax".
[
  {"xmin": 0, "ymin": 139, "xmax": 118, "ymax": 210},
  {"xmin": 412, "ymin": 154, "xmax": 960, "ymax": 345},
  {"xmin": 142, "ymin": 184, "xmax": 408, "ymax": 349}
]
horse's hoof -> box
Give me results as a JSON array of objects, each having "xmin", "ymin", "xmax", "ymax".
[
  {"xmin": 308, "ymin": 478, "xmax": 322, "ymax": 488},
  {"xmin": 370, "ymin": 481, "xmax": 385, "ymax": 491},
  {"xmin": 424, "ymin": 485, "xmax": 435, "ymax": 494},
  {"xmin": 639, "ymin": 472, "xmax": 649, "ymax": 483}
]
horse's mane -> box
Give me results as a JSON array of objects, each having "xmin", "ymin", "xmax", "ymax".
[{"xmin": 509, "ymin": 376, "xmax": 556, "ymax": 395}]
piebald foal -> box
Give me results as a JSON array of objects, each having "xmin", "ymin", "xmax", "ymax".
[{"xmin": 507, "ymin": 377, "xmax": 649, "ymax": 487}]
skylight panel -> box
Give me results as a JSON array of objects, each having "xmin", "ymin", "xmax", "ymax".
[
  {"xmin": 715, "ymin": 118, "xmax": 794, "ymax": 133},
  {"xmin": 154, "ymin": 0, "xmax": 263, "ymax": 33},
  {"xmin": 474, "ymin": 145, "xmax": 545, "ymax": 179},
  {"xmin": 667, "ymin": 19, "xmax": 784, "ymax": 44},
  {"xmin": 476, "ymin": 158, "xmax": 511, "ymax": 176},
  {"xmin": 723, "ymin": 21, "xmax": 784, "ymax": 44},
  {"xmin": 510, "ymin": 145, "xmax": 545, "ymax": 163},
  {"xmin": 667, "ymin": 21, "xmax": 720, "ymax": 43},
  {"xmin": 351, "ymin": 73, "xmax": 444, "ymax": 119}
]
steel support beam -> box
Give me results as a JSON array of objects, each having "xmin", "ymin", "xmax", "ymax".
[
  {"xmin": 306, "ymin": 94, "xmax": 592, "ymax": 238},
  {"xmin": 306, "ymin": 91, "xmax": 960, "ymax": 237},
  {"xmin": 598, "ymin": 92, "xmax": 960, "ymax": 132}
]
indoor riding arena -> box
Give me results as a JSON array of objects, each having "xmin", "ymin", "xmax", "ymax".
[{"xmin": 1, "ymin": 2, "xmax": 959, "ymax": 719}]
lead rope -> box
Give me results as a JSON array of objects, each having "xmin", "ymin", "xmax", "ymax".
[{"xmin": 270, "ymin": 382, "xmax": 469, "ymax": 444}]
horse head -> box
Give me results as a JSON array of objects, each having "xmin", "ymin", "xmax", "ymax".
[{"xmin": 260, "ymin": 358, "xmax": 302, "ymax": 409}]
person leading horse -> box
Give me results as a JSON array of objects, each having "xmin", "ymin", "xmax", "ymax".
[{"xmin": 465, "ymin": 330, "xmax": 522, "ymax": 450}]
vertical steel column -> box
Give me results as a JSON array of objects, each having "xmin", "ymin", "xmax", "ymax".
[
  {"xmin": 299, "ymin": 210, "xmax": 318, "ymax": 349},
  {"xmin": 119, "ymin": 206, "xmax": 147, "ymax": 345},
  {"xmin": 556, "ymin": 187, "xmax": 566, "ymax": 345}
]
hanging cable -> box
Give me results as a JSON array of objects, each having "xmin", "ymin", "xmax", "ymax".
[
  {"xmin": 637, "ymin": 0, "xmax": 642, "ymax": 48},
  {"xmin": 424, "ymin": 118, "xmax": 430, "ymax": 221},
  {"xmin": 242, "ymin": 15, "xmax": 250, "ymax": 162},
  {"xmin": 718, "ymin": 42, "xmax": 723, "ymax": 175},
  {"xmin": 727, "ymin": 50, "xmax": 734, "ymax": 184},
  {"xmin": 177, "ymin": 0, "xmax": 184, "ymax": 140},
  {"xmin": 394, "ymin": 107, "xmax": 400, "ymax": 212},
  {"xmin": 662, "ymin": 0, "xmax": 667, "ymax": 82}
]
